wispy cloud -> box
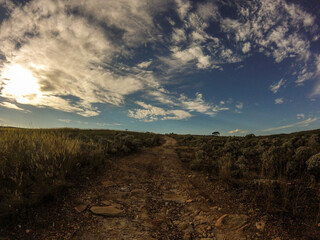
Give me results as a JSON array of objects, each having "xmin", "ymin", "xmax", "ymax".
[
  {"xmin": 128, "ymin": 101, "xmax": 192, "ymax": 122},
  {"xmin": 270, "ymin": 79, "xmax": 285, "ymax": 94},
  {"xmin": 275, "ymin": 98, "xmax": 284, "ymax": 104},
  {"xmin": 0, "ymin": 0, "xmax": 318, "ymax": 124},
  {"xmin": 96, "ymin": 122, "xmax": 122, "ymax": 127},
  {"xmin": 58, "ymin": 119, "xmax": 71, "ymax": 123},
  {"xmin": 235, "ymin": 102, "xmax": 243, "ymax": 109},
  {"xmin": 0, "ymin": 0, "xmax": 168, "ymax": 117},
  {"xmin": 297, "ymin": 114, "xmax": 305, "ymax": 120},
  {"xmin": 0, "ymin": 117, "xmax": 10, "ymax": 124},
  {"xmin": 228, "ymin": 129, "xmax": 248, "ymax": 134},
  {"xmin": 137, "ymin": 60, "xmax": 152, "ymax": 69},
  {"xmin": 0, "ymin": 101, "xmax": 29, "ymax": 112},
  {"xmin": 262, "ymin": 117, "xmax": 318, "ymax": 132}
]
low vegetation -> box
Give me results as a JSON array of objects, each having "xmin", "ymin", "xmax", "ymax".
[
  {"xmin": 0, "ymin": 128, "xmax": 161, "ymax": 217},
  {"xmin": 173, "ymin": 130, "xmax": 320, "ymax": 224}
]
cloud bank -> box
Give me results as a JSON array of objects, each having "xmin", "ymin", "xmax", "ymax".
[{"xmin": 0, "ymin": 0, "xmax": 319, "ymax": 123}]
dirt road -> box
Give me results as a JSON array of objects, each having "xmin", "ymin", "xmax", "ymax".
[
  {"xmin": 69, "ymin": 136, "xmax": 249, "ymax": 240},
  {"xmin": 2, "ymin": 137, "xmax": 290, "ymax": 239}
]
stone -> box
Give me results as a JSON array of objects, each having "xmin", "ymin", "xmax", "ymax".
[
  {"xmin": 101, "ymin": 201, "xmax": 123, "ymax": 209},
  {"xmin": 255, "ymin": 220, "xmax": 266, "ymax": 231},
  {"xmin": 90, "ymin": 206, "xmax": 124, "ymax": 217},
  {"xmin": 101, "ymin": 181, "xmax": 115, "ymax": 188},
  {"xmin": 101, "ymin": 200, "xmax": 112, "ymax": 206},
  {"xmin": 74, "ymin": 204, "xmax": 88, "ymax": 213},
  {"xmin": 163, "ymin": 193, "xmax": 186, "ymax": 203},
  {"xmin": 131, "ymin": 189, "xmax": 146, "ymax": 196},
  {"xmin": 120, "ymin": 187, "xmax": 130, "ymax": 192},
  {"xmin": 178, "ymin": 222, "xmax": 188, "ymax": 230},
  {"xmin": 215, "ymin": 214, "xmax": 248, "ymax": 230}
]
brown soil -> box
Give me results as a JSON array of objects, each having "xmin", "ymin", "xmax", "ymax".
[{"xmin": 1, "ymin": 137, "xmax": 318, "ymax": 239}]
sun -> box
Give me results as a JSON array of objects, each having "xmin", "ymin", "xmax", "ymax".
[{"xmin": 0, "ymin": 64, "xmax": 42, "ymax": 104}]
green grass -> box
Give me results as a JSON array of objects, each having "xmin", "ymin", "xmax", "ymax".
[{"xmin": 0, "ymin": 128, "xmax": 161, "ymax": 217}]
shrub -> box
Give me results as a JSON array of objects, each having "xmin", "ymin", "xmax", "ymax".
[
  {"xmin": 235, "ymin": 155, "xmax": 249, "ymax": 177},
  {"xmin": 190, "ymin": 150, "xmax": 205, "ymax": 170},
  {"xmin": 306, "ymin": 153, "xmax": 320, "ymax": 180},
  {"xmin": 217, "ymin": 153, "xmax": 234, "ymax": 180}
]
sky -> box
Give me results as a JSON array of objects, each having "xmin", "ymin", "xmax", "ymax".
[{"xmin": 0, "ymin": 0, "xmax": 319, "ymax": 135}]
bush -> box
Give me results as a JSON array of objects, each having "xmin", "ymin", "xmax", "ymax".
[
  {"xmin": 306, "ymin": 153, "xmax": 320, "ymax": 179},
  {"xmin": 217, "ymin": 153, "xmax": 234, "ymax": 180},
  {"xmin": 235, "ymin": 156, "xmax": 249, "ymax": 177}
]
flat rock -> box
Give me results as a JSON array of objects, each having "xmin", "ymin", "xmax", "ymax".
[
  {"xmin": 101, "ymin": 181, "xmax": 116, "ymax": 188},
  {"xmin": 74, "ymin": 204, "xmax": 88, "ymax": 213},
  {"xmin": 101, "ymin": 200, "xmax": 112, "ymax": 206},
  {"xmin": 163, "ymin": 192, "xmax": 186, "ymax": 203},
  {"xmin": 215, "ymin": 214, "xmax": 248, "ymax": 230},
  {"xmin": 131, "ymin": 189, "xmax": 146, "ymax": 196},
  {"xmin": 90, "ymin": 206, "xmax": 124, "ymax": 217}
]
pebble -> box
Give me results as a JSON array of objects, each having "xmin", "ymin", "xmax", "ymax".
[
  {"xmin": 255, "ymin": 220, "xmax": 266, "ymax": 231},
  {"xmin": 90, "ymin": 206, "xmax": 124, "ymax": 217}
]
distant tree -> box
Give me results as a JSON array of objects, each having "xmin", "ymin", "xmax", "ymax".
[
  {"xmin": 245, "ymin": 133, "xmax": 255, "ymax": 139},
  {"xmin": 212, "ymin": 131, "xmax": 220, "ymax": 136}
]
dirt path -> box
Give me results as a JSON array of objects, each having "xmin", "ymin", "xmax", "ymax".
[
  {"xmin": 68, "ymin": 136, "xmax": 250, "ymax": 240},
  {"xmin": 2, "ymin": 137, "xmax": 289, "ymax": 239}
]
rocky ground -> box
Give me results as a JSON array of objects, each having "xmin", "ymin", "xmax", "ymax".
[{"xmin": 0, "ymin": 137, "xmax": 317, "ymax": 239}]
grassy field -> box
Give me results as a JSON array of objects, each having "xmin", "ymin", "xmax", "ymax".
[
  {"xmin": 0, "ymin": 128, "xmax": 161, "ymax": 217},
  {"xmin": 173, "ymin": 130, "xmax": 320, "ymax": 225}
]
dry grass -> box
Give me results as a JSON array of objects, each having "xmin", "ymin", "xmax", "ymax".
[{"xmin": 0, "ymin": 128, "xmax": 161, "ymax": 217}]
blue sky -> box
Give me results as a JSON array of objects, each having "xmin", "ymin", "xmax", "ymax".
[{"xmin": 0, "ymin": 0, "xmax": 319, "ymax": 135}]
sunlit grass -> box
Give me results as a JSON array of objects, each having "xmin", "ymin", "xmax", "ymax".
[{"xmin": 0, "ymin": 128, "xmax": 160, "ymax": 216}]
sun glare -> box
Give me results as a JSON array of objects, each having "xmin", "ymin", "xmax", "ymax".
[{"xmin": 1, "ymin": 64, "xmax": 42, "ymax": 104}]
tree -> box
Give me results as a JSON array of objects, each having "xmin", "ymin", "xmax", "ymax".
[{"xmin": 212, "ymin": 131, "xmax": 220, "ymax": 136}]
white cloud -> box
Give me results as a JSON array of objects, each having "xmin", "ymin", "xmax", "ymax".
[
  {"xmin": 128, "ymin": 101, "xmax": 191, "ymax": 122},
  {"xmin": 242, "ymin": 42, "xmax": 251, "ymax": 54},
  {"xmin": 270, "ymin": 79, "xmax": 285, "ymax": 93},
  {"xmin": 235, "ymin": 102, "xmax": 243, "ymax": 109},
  {"xmin": 179, "ymin": 92, "xmax": 228, "ymax": 116},
  {"xmin": 58, "ymin": 119, "xmax": 71, "ymax": 123},
  {"xmin": 228, "ymin": 129, "xmax": 248, "ymax": 134},
  {"xmin": 297, "ymin": 114, "xmax": 305, "ymax": 119},
  {"xmin": 0, "ymin": 0, "xmax": 168, "ymax": 117},
  {"xmin": 175, "ymin": 0, "xmax": 191, "ymax": 20},
  {"xmin": 310, "ymin": 55, "xmax": 320, "ymax": 96},
  {"xmin": 172, "ymin": 28, "xmax": 187, "ymax": 43},
  {"xmin": 171, "ymin": 46, "xmax": 212, "ymax": 70},
  {"xmin": 262, "ymin": 117, "xmax": 317, "ymax": 132},
  {"xmin": 0, "ymin": 101, "xmax": 29, "ymax": 112},
  {"xmin": 137, "ymin": 60, "xmax": 152, "ymax": 68},
  {"xmin": 220, "ymin": 0, "xmax": 314, "ymax": 68},
  {"xmin": 96, "ymin": 122, "xmax": 122, "ymax": 127},
  {"xmin": 274, "ymin": 98, "xmax": 284, "ymax": 104}
]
